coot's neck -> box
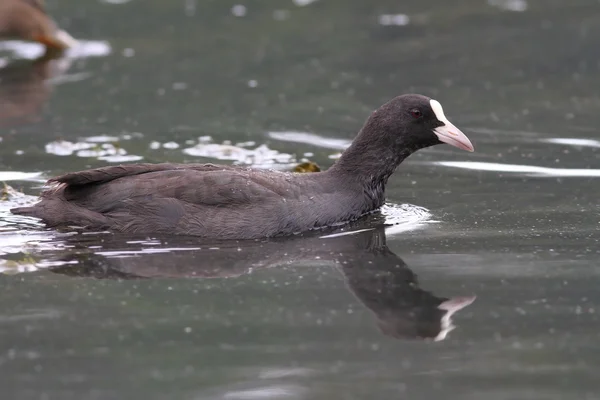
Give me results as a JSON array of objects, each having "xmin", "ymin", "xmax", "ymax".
[{"xmin": 329, "ymin": 112, "xmax": 416, "ymax": 190}]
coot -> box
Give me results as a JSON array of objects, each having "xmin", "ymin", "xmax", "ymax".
[{"xmin": 11, "ymin": 94, "xmax": 474, "ymax": 239}]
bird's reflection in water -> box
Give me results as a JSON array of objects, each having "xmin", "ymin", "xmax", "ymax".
[
  {"xmin": 47, "ymin": 223, "xmax": 475, "ymax": 342},
  {"xmin": 0, "ymin": 49, "xmax": 70, "ymax": 128}
]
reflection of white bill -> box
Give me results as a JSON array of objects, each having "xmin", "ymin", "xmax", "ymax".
[{"xmin": 435, "ymin": 295, "xmax": 477, "ymax": 342}]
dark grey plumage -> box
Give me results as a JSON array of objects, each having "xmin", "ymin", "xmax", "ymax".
[{"xmin": 11, "ymin": 94, "xmax": 474, "ymax": 239}]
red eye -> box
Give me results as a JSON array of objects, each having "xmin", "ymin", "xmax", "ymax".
[{"xmin": 410, "ymin": 109, "xmax": 422, "ymax": 119}]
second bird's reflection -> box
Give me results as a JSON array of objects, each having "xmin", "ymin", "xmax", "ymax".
[
  {"xmin": 48, "ymin": 223, "xmax": 475, "ymax": 342},
  {"xmin": 0, "ymin": 50, "xmax": 70, "ymax": 128}
]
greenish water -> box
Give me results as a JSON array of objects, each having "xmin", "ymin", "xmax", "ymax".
[{"xmin": 1, "ymin": 0, "xmax": 600, "ymax": 399}]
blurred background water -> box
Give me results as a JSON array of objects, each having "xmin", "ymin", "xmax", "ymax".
[{"xmin": 1, "ymin": 0, "xmax": 600, "ymax": 399}]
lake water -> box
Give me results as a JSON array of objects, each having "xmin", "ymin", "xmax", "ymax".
[{"xmin": 1, "ymin": 0, "xmax": 600, "ymax": 399}]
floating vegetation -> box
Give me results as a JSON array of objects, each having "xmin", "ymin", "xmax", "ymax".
[
  {"xmin": 292, "ymin": 161, "xmax": 321, "ymax": 173},
  {"xmin": 182, "ymin": 136, "xmax": 306, "ymax": 169}
]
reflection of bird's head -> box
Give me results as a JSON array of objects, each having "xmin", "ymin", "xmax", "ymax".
[{"xmin": 0, "ymin": 0, "xmax": 77, "ymax": 50}]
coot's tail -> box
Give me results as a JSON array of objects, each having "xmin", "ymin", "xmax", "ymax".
[
  {"xmin": 11, "ymin": 206, "xmax": 35, "ymax": 216},
  {"xmin": 10, "ymin": 200, "xmax": 109, "ymax": 229}
]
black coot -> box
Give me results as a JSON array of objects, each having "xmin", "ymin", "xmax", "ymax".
[{"xmin": 11, "ymin": 94, "xmax": 474, "ymax": 239}]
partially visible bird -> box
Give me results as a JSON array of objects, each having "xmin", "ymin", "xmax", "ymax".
[
  {"xmin": 0, "ymin": 0, "xmax": 77, "ymax": 50},
  {"xmin": 0, "ymin": 52, "xmax": 72, "ymax": 127}
]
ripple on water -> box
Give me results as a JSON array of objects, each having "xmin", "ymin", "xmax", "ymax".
[
  {"xmin": 378, "ymin": 14, "xmax": 410, "ymax": 26},
  {"xmin": 0, "ymin": 187, "xmax": 63, "ymax": 274},
  {"xmin": 100, "ymin": 0, "xmax": 133, "ymax": 4},
  {"xmin": 222, "ymin": 385, "xmax": 306, "ymax": 399},
  {"xmin": 431, "ymin": 161, "xmax": 600, "ymax": 177},
  {"xmin": 0, "ymin": 186, "xmax": 45, "ymax": 232},
  {"xmin": 0, "ymin": 39, "xmax": 111, "ymax": 61},
  {"xmin": 320, "ymin": 203, "xmax": 435, "ymax": 238},
  {"xmin": 381, "ymin": 203, "xmax": 436, "ymax": 235},
  {"xmin": 268, "ymin": 131, "xmax": 351, "ymax": 150},
  {"xmin": 0, "ymin": 172, "xmax": 43, "ymax": 182},
  {"xmin": 543, "ymin": 137, "xmax": 600, "ymax": 148},
  {"xmin": 292, "ymin": 0, "xmax": 319, "ymax": 6},
  {"xmin": 487, "ymin": 0, "xmax": 528, "ymax": 12}
]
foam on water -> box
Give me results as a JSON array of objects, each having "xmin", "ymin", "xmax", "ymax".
[
  {"xmin": 320, "ymin": 203, "xmax": 436, "ymax": 238},
  {"xmin": 183, "ymin": 137, "xmax": 303, "ymax": 169},
  {"xmin": 45, "ymin": 138, "xmax": 143, "ymax": 162}
]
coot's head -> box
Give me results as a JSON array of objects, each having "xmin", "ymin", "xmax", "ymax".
[{"xmin": 374, "ymin": 94, "xmax": 474, "ymax": 152}]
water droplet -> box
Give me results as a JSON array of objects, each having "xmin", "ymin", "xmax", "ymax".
[
  {"xmin": 122, "ymin": 48, "xmax": 135, "ymax": 57},
  {"xmin": 231, "ymin": 4, "xmax": 247, "ymax": 17},
  {"xmin": 378, "ymin": 14, "xmax": 410, "ymax": 26},
  {"xmin": 273, "ymin": 9, "xmax": 290, "ymax": 20}
]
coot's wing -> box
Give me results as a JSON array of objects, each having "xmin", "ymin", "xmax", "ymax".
[
  {"xmin": 11, "ymin": 163, "xmax": 301, "ymax": 235},
  {"xmin": 41, "ymin": 162, "xmax": 292, "ymax": 211},
  {"xmin": 48, "ymin": 162, "xmax": 236, "ymax": 186}
]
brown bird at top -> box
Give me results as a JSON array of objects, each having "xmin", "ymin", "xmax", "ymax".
[{"xmin": 0, "ymin": 0, "xmax": 77, "ymax": 50}]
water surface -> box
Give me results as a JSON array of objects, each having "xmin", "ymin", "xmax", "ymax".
[{"xmin": 1, "ymin": 0, "xmax": 600, "ymax": 399}]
